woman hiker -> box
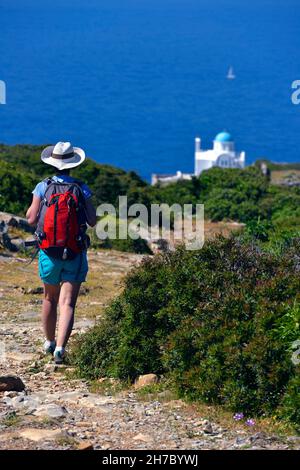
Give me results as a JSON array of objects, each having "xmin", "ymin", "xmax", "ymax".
[{"xmin": 26, "ymin": 142, "xmax": 97, "ymax": 364}]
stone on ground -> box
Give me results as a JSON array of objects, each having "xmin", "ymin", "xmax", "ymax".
[
  {"xmin": 33, "ymin": 404, "xmax": 67, "ymax": 419},
  {"xmin": 18, "ymin": 428, "xmax": 63, "ymax": 442},
  {"xmin": 0, "ymin": 376, "xmax": 25, "ymax": 392},
  {"xmin": 77, "ymin": 441, "xmax": 94, "ymax": 450},
  {"xmin": 134, "ymin": 374, "xmax": 158, "ymax": 389}
]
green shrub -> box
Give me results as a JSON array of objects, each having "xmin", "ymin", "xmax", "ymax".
[
  {"xmin": 280, "ymin": 375, "xmax": 300, "ymax": 432},
  {"xmin": 72, "ymin": 300, "xmax": 124, "ymax": 378},
  {"xmin": 73, "ymin": 236, "xmax": 300, "ymax": 429},
  {"xmin": 98, "ymin": 236, "xmax": 152, "ymax": 254},
  {"xmin": 88, "ymin": 218, "xmax": 152, "ymax": 254},
  {"xmin": 244, "ymin": 217, "xmax": 274, "ymax": 242},
  {"xmin": 0, "ymin": 144, "xmax": 146, "ymax": 216},
  {"xmin": 0, "ymin": 161, "xmax": 36, "ymax": 214}
]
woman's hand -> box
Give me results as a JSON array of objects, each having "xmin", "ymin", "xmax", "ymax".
[{"xmin": 26, "ymin": 195, "xmax": 41, "ymax": 225}]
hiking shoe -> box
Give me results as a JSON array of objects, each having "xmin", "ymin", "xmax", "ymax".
[
  {"xmin": 53, "ymin": 347, "xmax": 65, "ymax": 364},
  {"xmin": 43, "ymin": 340, "xmax": 56, "ymax": 355}
]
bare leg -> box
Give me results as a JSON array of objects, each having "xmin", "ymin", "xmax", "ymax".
[
  {"xmin": 57, "ymin": 281, "xmax": 81, "ymax": 348},
  {"xmin": 42, "ymin": 283, "xmax": 61, "ymax": 341}
]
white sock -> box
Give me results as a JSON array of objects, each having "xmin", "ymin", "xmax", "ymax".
[
  {"xmin": 44, "ymin": 339, "xmax": 56, "ymax": 348},
  {"xmin": 54, "ymin": 346, "xmax": 65, "ymax": 355}
]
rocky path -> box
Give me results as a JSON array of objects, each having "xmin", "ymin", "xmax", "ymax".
[{"xmin": 0, "ymin": 252, "xmax": 299, "ymax": 450}]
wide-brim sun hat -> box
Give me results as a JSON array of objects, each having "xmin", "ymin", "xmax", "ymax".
[{"xmin": 41, "ymin": 141, "xmax": 85, "ymax": 170}]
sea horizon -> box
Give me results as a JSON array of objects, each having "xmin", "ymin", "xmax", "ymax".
[{"xmin": 1, "ymin": 0, "xmax": 300, "ymax": 181}]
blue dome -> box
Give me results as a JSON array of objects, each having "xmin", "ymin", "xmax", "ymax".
[{"xmin": 214, "ymin": 131, "xmax": 233, "ymax": 143}]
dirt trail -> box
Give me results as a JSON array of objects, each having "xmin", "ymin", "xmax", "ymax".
[{"xmin": 0, "ymin": 252, "xmax": 299, "ymax": 450}]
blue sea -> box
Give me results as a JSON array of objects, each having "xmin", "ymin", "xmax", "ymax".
[{"xmin": 1, "ymin": 0, "xmax": 300, "ymax": 181}]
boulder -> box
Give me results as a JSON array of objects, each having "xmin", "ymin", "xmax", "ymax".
[
  {"xmin": 148, "ymin": 238, "xmax": 170, "ymax": 254},
  {"xmin": 0, "ymin": 231, "xmax": 19, "ymax": 252},
  {"xmin": 25, "ymin": 287, "xmax": 44, "ymax": 295},
  {"xmin": 0, "ymin": 212, "xmax": 35, "ymax": 253},
  {"xmin": 3, "ymin": 391, "xmax": 18, "ymax": 398},
  {"xmin": 9, "ymin": 238, "xmax": 25, "ymax": 251},
  {"xmin": 203, "ymin": 421, "xmax": 213, "ymax": 434},
  {"xmin": 79, "ymin": 286, "xmax": 90, "ymax": 296},
  {"xmin": 34, "ymin": 404, "xmax": 68, "ymax": 419},
  {"xmin": 0, "ymin": 212, "xmax": 34, "ymax": 233},
  {"xmin": 0, "ymin": 375, "xmax": 25, "ymax": 392},
  {"xmin": 134, "ymin": 373, "xmax": 158, "ymax": 389}
]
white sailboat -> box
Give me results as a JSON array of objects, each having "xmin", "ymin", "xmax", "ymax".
[{"xmin": 227, "ymin": 66, "xmax": 236, "ymax": 80}]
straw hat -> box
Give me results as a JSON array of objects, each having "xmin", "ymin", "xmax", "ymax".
[{"xmin": 41, "ymin": 141, "xmax": 85, "ymax": 170}]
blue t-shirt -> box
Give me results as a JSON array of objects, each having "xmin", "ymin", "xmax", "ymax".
[{"xmin": 32, "ymin": 175, "xmax": 92, "ymax": 200}]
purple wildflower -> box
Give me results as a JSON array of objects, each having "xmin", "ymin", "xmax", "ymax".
[
  {"xmin": 246, "ymin": 419, "xmax": 256, "ymax": 427},
  {"xmin": 233, "ymin": 413, "xmax": 244, "ymax": 421}
]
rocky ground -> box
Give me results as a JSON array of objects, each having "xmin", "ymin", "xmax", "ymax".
[
  {"xmin": 0, "ymin": 251, "xmax": 299, "ymax": 451},
  {"xmin": 271, "ymin": 170, "xmax": 300, "ymax": 187}
]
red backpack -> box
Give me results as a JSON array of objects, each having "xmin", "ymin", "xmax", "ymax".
[{"xmin": 35, "ymin": 178, "xmax": 88, "ymax": 260}]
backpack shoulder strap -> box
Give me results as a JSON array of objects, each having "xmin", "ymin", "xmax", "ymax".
[
  {"xmin": 43, "ymin": 177, "xmax": 85, "ymax": 202},
  {"xmin": 42, "ymin": 177, "xmax": 56, "ymax": 201},
  {"xmin": 67, "ymin": 179, "xmax": 85, "ymax": 199},
  {"xmin": 43, "ymin": 176, "xmax": 54, "ymax": 185},
  {"xmin": 68, "ymin": 178, "xmax": 84, "ymax": 188},
  {"xmin": 48, "ymin": 176, "xmax": 84, "ymax": 188}
]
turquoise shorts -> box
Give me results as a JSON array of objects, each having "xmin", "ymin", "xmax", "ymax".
[{"xmin": 38, "ymin": 250, "xmax": 88, "ymax": 285}]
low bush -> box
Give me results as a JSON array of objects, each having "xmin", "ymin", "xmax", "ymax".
[
  {"xmin": 97, "ymin": 236, "xmax": 152, "ymax": 254},
  {"xmin": 73, "ymin": 236, "xmax": 300, "ymax": 429},
  {"xmin": 88, "ymin": 218, "xmax": 152, "ymax": 255}
]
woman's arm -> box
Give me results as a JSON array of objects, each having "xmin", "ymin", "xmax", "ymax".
[
  {"xmin": 26, "ymin": 195, "xmax": 41, "ymax": 226},
  {"xmin": 84, "ymin": 198, "xmax": 97, "ymax": 227}
]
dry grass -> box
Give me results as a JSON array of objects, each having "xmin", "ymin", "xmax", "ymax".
[
  {"xmin": 271, "ymin": 170, "xmax": 300, "ymax": 185},
  {"xmin": 0, "ymin": 249, "xmax": 142, "ymax": 321},
  {"xmin": 204, "ymin": 220, "xmax": 244, "ymax": 239}
]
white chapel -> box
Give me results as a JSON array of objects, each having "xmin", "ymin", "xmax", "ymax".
[
  {"xmin": 151, "ymin": 131, "xmax": 246, "ymax": 185},
  {"xmin": 194, "ymin": 131, "xmax": 245, "ymax": 175}
]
